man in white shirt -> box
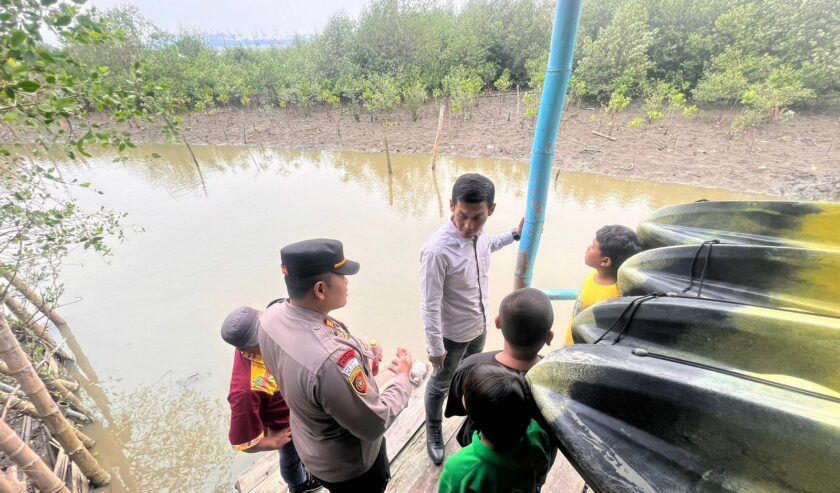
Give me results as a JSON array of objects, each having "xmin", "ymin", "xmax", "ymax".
[{"xmin": 419, "ymin": 173, "xmax": 523, "ymax": 465}]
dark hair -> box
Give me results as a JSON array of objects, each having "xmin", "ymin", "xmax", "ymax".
[
  {"xmin": 451, "ymin": 173, "xmax": 495, "ymax": 206},
  {"xmin": 500, "ymin": 288, "xmax": 553, "ymax": 350},
  {"xmin": 284, "ymin": 273, "xmax": 331, "ymax": 299},
  {"xmin": 463, "ymin": 364, "xmax": 532, "ymax": 451},
  {"xmin": 596, "ymin": 225, "xmax": 644, "ymax": 276}
]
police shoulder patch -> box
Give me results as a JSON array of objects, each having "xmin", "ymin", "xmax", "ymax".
[{"xmin": 349, "ymin": 366, "xmax": 368, "ymax": 396}]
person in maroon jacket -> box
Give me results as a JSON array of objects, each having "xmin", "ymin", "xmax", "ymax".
[{"xmin": 222, "ymin": 306, "xmax": 321, "ymax": 493}]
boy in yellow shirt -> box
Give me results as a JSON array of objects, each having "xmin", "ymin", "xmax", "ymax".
[{"xmin": 565, "ymin": 225, "xmax": 643, "ymax": 345}]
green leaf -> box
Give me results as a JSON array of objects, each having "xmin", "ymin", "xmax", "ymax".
[
  {"xmin": 39, "ymin": 51, "xmax": 56, "ymax": 64},
  {"xmin": 55, "ymin": 97, "xmax": 77, "ymax": 108},
  {"xmin": 150, "ymin": 153, "xmax": 162, "ymax": 158},
  {"xmin": 53, "ymin": 15, "xmax": 72, "ymax": 27},
  {"xmin": 9, "ymin": 30, "xmax": 26, "ymax": 48},
  {"xmin": 17, "ymin": 80, "xmax": 40, "ymax": 92}
]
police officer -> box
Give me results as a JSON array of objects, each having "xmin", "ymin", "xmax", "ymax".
[{"xmin": 259, "ymin": 238, "xmax": 414, "ymax": 493}]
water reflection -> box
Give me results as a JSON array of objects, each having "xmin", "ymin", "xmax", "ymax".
[
  {"xmin": 90, "ymin": 380, "xmax": 230, "ymax": 493},
  {"xmin": 53, "ymin": 146, "xmax": 768, "ymax": 492},
  {"xmin": 63, "ymin": 145, "xmax": 758, "ymax": 214}
]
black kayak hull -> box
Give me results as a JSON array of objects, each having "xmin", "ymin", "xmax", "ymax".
[
  {"xmin": 618, "ymin": 244, "xmax": 840, "ymax": 317},
  {"xmin": 571, "ymin": 295, "xmax": 840, "ymax": 392},
  {"xmin": 528, "ymin": 345, "xmax": 840, "ymax": 493},
  {"xmin": 637, "ymin": 201, "xmax": 840, "ymax": 250}
]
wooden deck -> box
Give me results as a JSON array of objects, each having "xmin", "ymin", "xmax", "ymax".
[{"xmin": 236, "ymin": 379, "xmax": 586, "ymax": 493}]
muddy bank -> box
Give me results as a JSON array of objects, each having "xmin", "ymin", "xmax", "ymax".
[{"xmin": 113, "ymin": 94, "xmax": 839, "ymax": 200}]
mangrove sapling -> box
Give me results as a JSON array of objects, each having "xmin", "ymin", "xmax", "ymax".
[
  {"xmin": 0, "ymin": 418, "xmax": 69, "ymax": 493},
  {"xmin": 494, "ymin": 69, "xmax": 512, "ymax": 116},
  {"xmin": 0, "ymin": 314, "xmax": 109, "ymax": 485}
]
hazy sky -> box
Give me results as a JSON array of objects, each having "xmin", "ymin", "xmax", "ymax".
[{"xmin": 86, "ymin": 0, "xmax": 373, "ymax": 36}]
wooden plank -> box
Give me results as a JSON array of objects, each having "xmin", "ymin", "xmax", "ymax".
[
  {"xmin": 542, "ymin": 453, "xmax": 587, "ymax": 493},
  {"xmin": 52, "ymin": 449, "xmax": 68, "ymax": 482},
  {"xmin": 384, "ymin": 379, "xmax": 428, "ymax": 463},
  {"xmin": 248, "ymin": 467, "xmax": 284, "ymax": 493},
  {"xmin": 386, "ymin": 415, "xmax": 463, "ymax": 492},
  {"xmin": 235, "ymin": 451, "xmax": 280, "ymax": 493}
]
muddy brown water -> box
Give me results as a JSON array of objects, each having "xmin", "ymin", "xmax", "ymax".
[{"xmin": 53, "ymin": 145, "xmax": 768, "ymax": 492}]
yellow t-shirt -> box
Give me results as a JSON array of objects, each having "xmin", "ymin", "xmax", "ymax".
[{"xmin": 565, "ymin": 271, "xmax": 621, "ymax": 345}]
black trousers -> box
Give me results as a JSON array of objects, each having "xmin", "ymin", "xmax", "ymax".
[{"xmin": 313, "ymin": 439, "xmax": 390, "ymax": 493}]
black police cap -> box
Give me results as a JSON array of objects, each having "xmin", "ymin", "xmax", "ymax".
[{"xmin": 280, "ymin": 239, "xmax": 360, "ymax": 278}]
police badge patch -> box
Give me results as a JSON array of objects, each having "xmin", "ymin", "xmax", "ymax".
[{"xmin": 349, "ymin": 367, "xmax": 368, "ymax": 396}]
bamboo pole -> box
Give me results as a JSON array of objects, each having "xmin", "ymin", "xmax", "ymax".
[
  {"xmin": 3, "ymin": 296, "xmax": 70, "ymax": 361},
  {"xmin": 0, "ymin": 418, "xmax": 70, "ymax": 493},
  {"xmin": 0, "ymin": 362, "xmax": 90, "ymax": 418},
  {"xmin": 67, "ymin": 369, "xmax": 114, "ymax": 425},
  {"xmin": 52, "ymin": 380, "xmax": 93, "ymax": 420},
  {"xmin": 0, "ymin": 392, "xmax": 94, "ymax": 448},
  {"xmin": 0, "ymin": 270, "xmax": 98, "ymax": 383},
  {"xmin": 431, "ymin": 104, "xmax": 445, "ymax": 169},
  {"xmin": 384, "ymin": 134, "xmax": 393, "ymax": 175},
  {"xmin": 0, "ymin": 315, "xmax": 109, "ymax": 485}
]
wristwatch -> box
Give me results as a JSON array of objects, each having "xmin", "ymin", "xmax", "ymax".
[{"xmin": 511, "ymin": 228, "xmax": 521, "ymax": 241}]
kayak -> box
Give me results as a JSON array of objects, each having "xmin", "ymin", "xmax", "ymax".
[
  {"xmin": 637, "ymin": 201, "xmax": 840, "ymax": 250},
  {"xmin": 527, "ymin": 345, "xmax": 840, "ymax": 493},
  {"xmin": 571, "ymin": 295, "xmax": 840, "ymax": 392},
  {"xmin": 618, "ymin": 244, "xmax": 840, "ymax": 317}
]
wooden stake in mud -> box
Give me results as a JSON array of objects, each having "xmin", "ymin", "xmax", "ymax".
[
  {"xmin": 384, "ymin": 135, "xmax": 393, "ymax": 175},
  {"xmin": 0, "ymin": 402, "xmax": 72, "ymax": 493},
  {"xmin": 0, "ymin": 315, "xmax": 110, "ymax": 485},
  {"xmin": 431, "ymin": 105, "xmax": 445, "ymax": 170}
]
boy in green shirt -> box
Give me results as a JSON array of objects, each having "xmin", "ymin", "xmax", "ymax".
[{"xmin": 438, "ymin": 364, "xmax": 553, "ymax": 493}]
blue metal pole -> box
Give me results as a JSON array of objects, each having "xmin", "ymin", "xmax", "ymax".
[
  {"xmin": 542, "ymin": 289, "xmax": 579, "ymax": 301},
  {"xmin": 514, "ymin": 0, "xmax": 584, "ymax": 289}
]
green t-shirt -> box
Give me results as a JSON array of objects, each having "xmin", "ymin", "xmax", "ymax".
[{"xmin": 438, "ymin": 420, "xmax": 554, "ymax": 493}]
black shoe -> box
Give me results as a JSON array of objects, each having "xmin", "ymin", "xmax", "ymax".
[
  {"xmin": 426, "ymin": 421, "xmax": 444, "ymax": 466},
  {"xmin": 289, "ymin": 472, "xmax": 322, "ymax": 493}
]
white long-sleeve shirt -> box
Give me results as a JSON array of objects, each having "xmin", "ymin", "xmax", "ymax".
[{"xmin": 420, "ymin": 220, "xmax": 516, "ymax": 357}]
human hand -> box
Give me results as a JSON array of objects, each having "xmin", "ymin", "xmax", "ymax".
[
  {"xmin": 265, "ymin": 426, "xmax": 292, "ymax": 449},
  {"xmin": 428, "ymin": 351, "xmax": 447, "ymax": 369},
  {"xmin": 388, "ymin": 347, "xmax": 412, "ymax": 376}
]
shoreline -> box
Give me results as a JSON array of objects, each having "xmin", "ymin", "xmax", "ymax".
[{"xmin": 95, "ymin": 95, "xmax": 840, "ymax": 201}]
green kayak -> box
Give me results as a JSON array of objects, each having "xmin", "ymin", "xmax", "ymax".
[
  {"xmin": 528, "ymin": 345, "xmax": 840, "ymax": 493},
  {"xmin": 637, "ymin": 201, "xmax": 840, "ymax": 250},
  {"xmin": 618, "ymin": 244, "xmax": 840, "ymax": 317},
  {"xmin": 571, "ymin": 295, "xmax": 840, "ymax": 392}
]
